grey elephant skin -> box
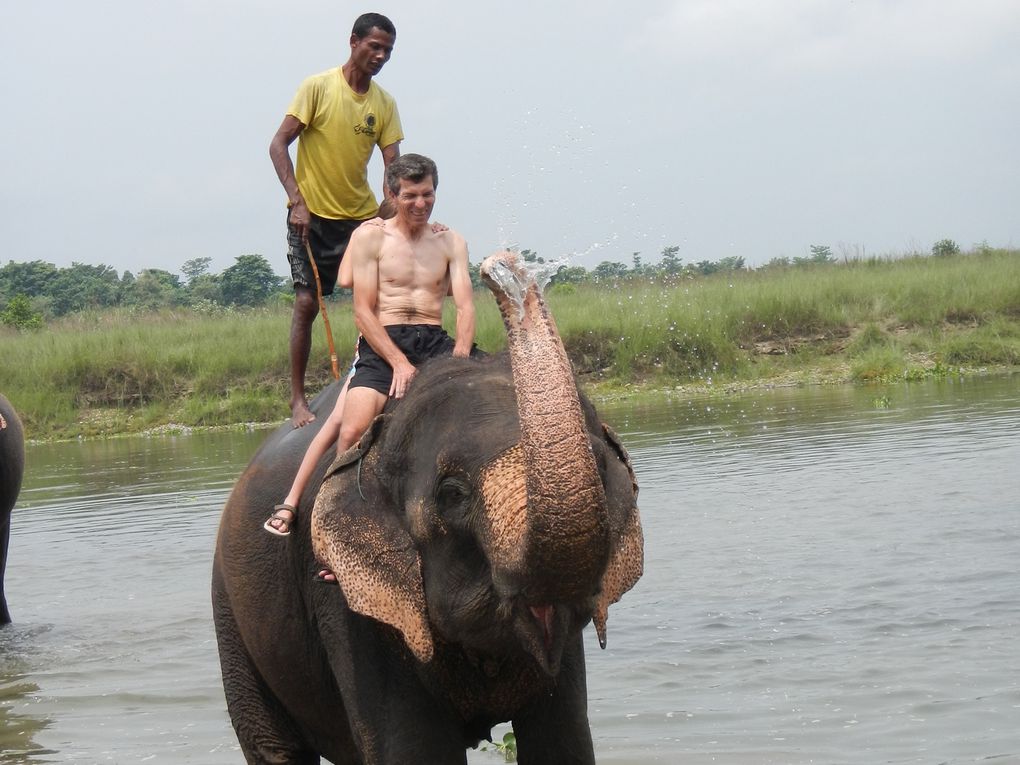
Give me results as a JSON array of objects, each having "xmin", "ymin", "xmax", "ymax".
[
  {"xmin": 1, "ymin": 393, "xmax": 25, "ymax": 625},
  {"xmin": 212, "ymin": 253, "xmax": 644, "ymax": 764}
]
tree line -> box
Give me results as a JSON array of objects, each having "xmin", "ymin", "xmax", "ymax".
[
  {"xmin": 0, "ymin": 240, "xmax": 964, "ymax": 329},
  {"xmin": 0, "ymin": 255, "xmax": 281, "ymax": 328}
]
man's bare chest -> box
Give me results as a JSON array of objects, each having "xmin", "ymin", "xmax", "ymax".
[{"xmin": 378, "ymin": 245, "xmax": 447, "ymax": 288}]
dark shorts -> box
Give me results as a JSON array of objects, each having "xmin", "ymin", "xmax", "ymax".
[
  {"xmin": 286, "ymin": 210, "xmax": 365, "ymax": 296},
  {"xmin": 349, "ymin": 324, "xmax": 480, "ymax": 394}
]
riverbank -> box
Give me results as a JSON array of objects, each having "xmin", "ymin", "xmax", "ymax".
[
  {"xmin": 23, "ymin": 362, "xmax": 1020, "ymax": 444},
  {"xmin": 2, "ymin": 248, "xmax": 1018, "ymax": 441}
]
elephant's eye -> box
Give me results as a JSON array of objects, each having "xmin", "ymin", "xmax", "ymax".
[{"xmin": 435, "ymin": 477, "xmax": 471, "ymax": 515}]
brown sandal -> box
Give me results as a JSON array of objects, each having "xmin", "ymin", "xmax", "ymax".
[{"xmin": 263, "ymin": 503, "xmax": 296, "ymax": 537}]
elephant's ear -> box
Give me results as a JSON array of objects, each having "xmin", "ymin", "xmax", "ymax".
[
  {"xmin": 593, "ymin": 423, "xmax": 644, "ymax": 649},
  {"xmin": 311, "ymin": 416, "xmax": 434, "ymax": 663}
]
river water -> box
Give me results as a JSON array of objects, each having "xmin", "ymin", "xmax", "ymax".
[{"xmin": 1, "ymin": 374, "xmax": 1018, "ymax": 764}]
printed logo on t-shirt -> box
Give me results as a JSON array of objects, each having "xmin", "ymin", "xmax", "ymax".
[{"xmin": 354, "ymin": 113, "xmax": 377, "ymax": 137}]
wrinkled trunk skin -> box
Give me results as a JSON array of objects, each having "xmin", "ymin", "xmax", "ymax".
[{"xmin": 481, "ymin": 253, "xmax": 610, "ymax": 605}]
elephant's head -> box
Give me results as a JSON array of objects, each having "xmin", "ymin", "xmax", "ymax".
[{"xmin": 310, "ymin": 252, "xmax": 643, "ymax": 676}]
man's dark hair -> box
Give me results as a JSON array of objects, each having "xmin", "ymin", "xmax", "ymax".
[
  {"xmin": 386, "ymin": 154, "xmax": 438, "ymax": 196},
  {"xmin": 352, "ymin": 12, "xmax": 396, "ymax": 39}
]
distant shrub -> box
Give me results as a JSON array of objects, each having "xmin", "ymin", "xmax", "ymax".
[
  {"xmin": 932, "ymin": 239, "xmax": 960, "ymax": 257},
  {"xmin": 850, "ymin": 347, "xmax": 906, "ymax": 382},
  {"xmin": 548, "ymin": 282, "xmax": 577, "ymax": 296},
  {"xmin": 1, "ymin": 294, "xmax": 43, "ymax": 330},
  {"xmin": 848, "ymin": 323, "xmax": 889, "ymax": 354}
]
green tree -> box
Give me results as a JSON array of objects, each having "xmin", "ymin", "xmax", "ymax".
[
  {"xmin": 186, "ymin": 273, "xmax": 223, "ymax": 304},
  {"xmin": 220, "ymin": 254, "xmax": 283, "ymax": 307},
  {"xmin": 0, "ymin": 260, "xmax": 58, "ymax": 301},
  {"xmin": 809, "ymin": 244, "xmax": 834, "ymax": 263},
  {"xmin": 716, "ymin": 255, "xmax": 746, "ymax": 272},
  {"xmin": 182, "ymin": 257, "xmax": 212, "ymax": 283},
  {"xmin": 931, "ymin": 238, "xmax": 960, "ymax": 257},
  {"xmin": 550, "ymin": 265, "xmax": 588, "ymax": 284},
  {"xmin": 592, "ymin": 261, "xmax": 629, "ymax": 282},
  {"xmin": 630, "ymin": 252, "xmax": 652, "ymax": 278},
  {"xmin": 0, "ymin": 294, "xmax": 43, "ymax": 330},
  {"xmin": 467, "ymin": 261, "xmax": 483, "ymax": 289},
  {"xmin": 659, "ymin": 245, "xmax": 683, "ymax": 276},
  {"xmin": 46, "ymin": 263, "xmax": 122, "ymax": 316},
  {"xmin": 761, "ymin": 256, "xmax": 791, "ymax": 270},
  {"xmin": 123, "ymin": 268, "xmax": 186, "ymax": 310},
  {"xmin": 794, "ymin": 246, "xmax": 836, "ymax": 267}
]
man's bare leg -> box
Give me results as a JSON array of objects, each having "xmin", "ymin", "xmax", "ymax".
[
  {"xmin": 266, "ymin": 376, "xmax": 352, "ymax": 536},
  {"xmin": 289, "ymin": 288, "xmax": 319, "ymax": 427},
  {"xmin": 335, "ymin": 386, "xmax": 388, "ymax": 452},
  {"xmin": 317, "ymin": 385, "xmax": 388, "ymax": 582}
]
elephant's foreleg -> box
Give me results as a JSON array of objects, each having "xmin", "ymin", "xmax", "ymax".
[
  {"xmin": 511, "ymin": 635, "xmax": 595, "ymax": 765},
  {"xmin": 314, "ymin": 598, "xmax": 469, "ymax": 764},
  {"xmin": 212, "ymin": 566, "xmax": 319, "ymax": 765}
]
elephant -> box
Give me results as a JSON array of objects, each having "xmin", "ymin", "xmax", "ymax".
[
  {"xmin": 1, "ymin": 392, "xmax": 26, "ymax": 626},
  {"xmin": 212, "ymin": 251, "xmax": 644, "ymax": 764}
]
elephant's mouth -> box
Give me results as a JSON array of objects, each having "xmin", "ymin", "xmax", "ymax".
[
  {"xmin": 529, "ymin": 604, "xmax": 556, "ymax": 653},
  {"xmin": 469, "ymin": 565, "xmax": 598, "ymax": 677},
  {"xmin": 503, "ymin": 597, "xmax": 592, "ymax": 677}
]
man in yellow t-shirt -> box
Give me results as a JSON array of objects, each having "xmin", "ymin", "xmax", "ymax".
[{"xmin": 270, "ymin": 12, "xmax": 403, "ymax": 427}]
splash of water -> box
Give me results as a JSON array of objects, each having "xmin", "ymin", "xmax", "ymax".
[
  {"xmin": 484, "ymin": 253, "xmax": 572, "ymax": 322},
  {"xmin": 484, "ymin": 234, "xmax": 620, "ymax": 321},
  {"xmin": 530, "ymin": 257, "xmax": 569, "ymax": 292},
  {"xmin": 484, "ymin": 258, "xmax": 530, "ymax": 318}
]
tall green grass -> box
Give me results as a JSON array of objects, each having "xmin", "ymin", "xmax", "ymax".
[
  {"xmin": 2, "ymin": 307, "xmax": 352, "ymax": 436},
  {"xmin": 2, "ymin": 249, "xmax": 1018, "ymax": 439}
]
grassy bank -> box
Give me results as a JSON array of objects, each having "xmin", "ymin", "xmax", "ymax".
[{"xmin": 2, "ymin": 249, "xmax": 1018, "ymax": 440}]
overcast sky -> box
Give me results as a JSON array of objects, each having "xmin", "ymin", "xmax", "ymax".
[{"xmin": 2, "ymin": 0, "xmax": 1017, "ymax": 278}]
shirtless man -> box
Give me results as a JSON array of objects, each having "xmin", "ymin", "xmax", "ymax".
[
  {"xmin": 264, "ymin": 153, "xmax": 477, "ymax": 536},
  {"xmin": 340, "ymin": 152, "xmax": 477, "ymax": 447}
]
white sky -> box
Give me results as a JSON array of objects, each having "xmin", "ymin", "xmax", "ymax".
[{"xmin": 2, "ymin": 0, "xmax": 1018, "ymax": 276}]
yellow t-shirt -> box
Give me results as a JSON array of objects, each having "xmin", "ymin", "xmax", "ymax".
[{"xmin": 287, "ymin": 68, "xmax": 403, "ymax": 220}]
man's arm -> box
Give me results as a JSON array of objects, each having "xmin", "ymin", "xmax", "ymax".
[
  {"xmin": 340, "ymin": 219, "xmax": 387, "ymax": 289},
  {"xmin": 270, "ymin": 115, "xmax": 309, "ymax": 238},
  {"xmin": 349, "ymin": 226, "xmax": 417, "ymax": 398},
  {"xmin": 338, "ymin": 249, "xmax": 354, "ymax": 290},
  {"xmin": 379, "ymin": 141, "xmax": 401, "ymax": 200},
  {"xmin": 447, "ymin": 233, "xmax": 476, "ymax": 357}
]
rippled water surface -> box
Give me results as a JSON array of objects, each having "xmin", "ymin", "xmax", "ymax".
[{"xmin": 2, "ymin": 374, "xmax": 1018, "ymax": 763}]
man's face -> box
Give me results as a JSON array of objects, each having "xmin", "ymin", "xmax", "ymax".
[
  {"xmin": 349, "ymin": 27, "xmax": 394, "ymax": 77},
  {"xmin": 394, "ymin": 177, "xmax": 436, "ymax": 226}
]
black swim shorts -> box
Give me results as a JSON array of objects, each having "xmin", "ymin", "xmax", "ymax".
[
  {"xmin": 349, "ymin": 324, "xmax": 479, "ymax": 394},
  {"xmin": 286, "ymin": 209, "xmax": 365, "ymax": 296}
]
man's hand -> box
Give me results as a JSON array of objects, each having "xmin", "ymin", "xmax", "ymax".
[
  {"xmin": 389, "ymin": 359, "xmax": 417, "ymax": 399},
  {"xmin": 289, "ymin": 198, "xmax": 311, "ymax": 241}
]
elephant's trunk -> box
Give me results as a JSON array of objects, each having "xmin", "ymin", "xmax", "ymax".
[{"xmin": 481, "ymin": 253, "xmax": 609, "ymax": 604}]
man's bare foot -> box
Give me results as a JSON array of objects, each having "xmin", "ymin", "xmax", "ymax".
[
  {"xmin": 316, "ymin": 568, "xmax": 337, "ymax": 584},
  {"xmin": 291, "ymin": 399, "xmax": 315, "ymax": 428}
]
